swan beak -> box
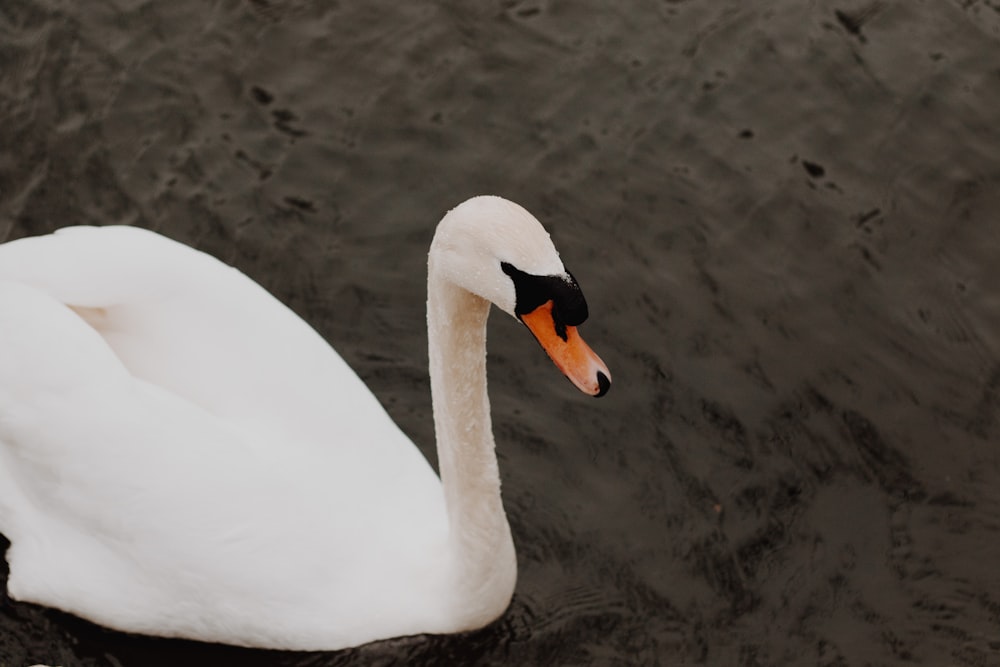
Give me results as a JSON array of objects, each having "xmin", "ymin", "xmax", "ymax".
[{"xmin": 520, "ymin": 300, "xmax": 611, "ymax": 397}]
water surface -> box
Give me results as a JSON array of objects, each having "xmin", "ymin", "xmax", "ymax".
[{"xmin": 2, "ymin": 1, "xmax": 1000, "ymax": 665}]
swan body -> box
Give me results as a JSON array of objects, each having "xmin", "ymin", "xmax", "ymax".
[{"xmin": 0, "ymin": 196, "xmax": 610, "ymax": 650}]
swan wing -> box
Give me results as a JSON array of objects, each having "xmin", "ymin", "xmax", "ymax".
[{"xmin": 0, "ymin": 226, "xmax": 411, "ymax": 446}]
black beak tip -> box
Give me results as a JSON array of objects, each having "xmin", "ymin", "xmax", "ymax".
[{"xmin": 595, "ymin": 371, "xmax": 611, "ymax": 398}]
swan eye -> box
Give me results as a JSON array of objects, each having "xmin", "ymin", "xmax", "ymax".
[{"xmin": 500, "ymin": 261, "xmax": 589, "ymax": 330}]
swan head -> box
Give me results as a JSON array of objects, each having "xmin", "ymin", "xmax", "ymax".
[{"xmin": 430, "ymin": 196, "xmax": 611, "ymax": 397}]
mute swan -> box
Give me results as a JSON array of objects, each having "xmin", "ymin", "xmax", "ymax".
[{"xmin": 0, "ymin": 196, "xmax": 610, "ymax": 651}]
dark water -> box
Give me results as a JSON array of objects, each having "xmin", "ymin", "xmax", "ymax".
[{"xmin": 2, "ymin": 0, "xmax": 1000, "ymax": 664}]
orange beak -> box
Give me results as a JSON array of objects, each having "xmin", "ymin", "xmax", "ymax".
[{"xmin": 520, "ymin": 300, "xmax": 611, "ymax": 397}]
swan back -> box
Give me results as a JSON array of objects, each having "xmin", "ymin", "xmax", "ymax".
[{"xmin": 0, "ymin": 226, "xmax": 390, "ymax": 444}]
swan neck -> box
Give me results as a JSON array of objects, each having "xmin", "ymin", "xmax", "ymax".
[{"xmin": 427, "ymin": 263, "xmax": 515, "ymax": 616}]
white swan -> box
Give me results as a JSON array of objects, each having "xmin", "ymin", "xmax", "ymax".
[{"xmin": 0, "ymin": 196, "xmax": 610, "ymax": 651}]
